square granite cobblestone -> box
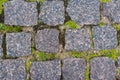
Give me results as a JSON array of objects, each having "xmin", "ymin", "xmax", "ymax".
[
  {"xmin": 62, "ymin": 58, "xmax": 86, "ymax": 80},
  {"xmin": 4, "ymin": 0, "xmax": 38, "ymax": 26},
  {"xmin": 65, "ymin": 29, "xmax": 90, "ymax": 51},
  {"xmin": 6, "ymin": 32, "xmax": 31, "ymax": 57},
  {"xmin": 103, "ymin": 0, "xmax": 120, "ymax": 23},
  {"xmin": 90, "ymin": 57, "xmax": 116, "ymax": 80},
  {"xmin": 39, "ymin": 1, "xmax": 65, "ymax": 26},
  {"xmin": 67, "ymin": 0, "xmax": 100, "ymax": 25},
  {"xmin": 35, "ymin": 29, "xmax": 59, "ymax": 53},
  {"xmin": 92, "ymin": 26, "xmax": 118, "ymax": 50},
  {"xmin": 0, "ymin": 59, "xmax": 26, "ymax": 80},
  {"xmin": 0, "ymin": 35, "xmax": 3, "ymax": 58},
  {"xmin": 30, "ymin": 60, "xmax": 61, "ymax": 80}
]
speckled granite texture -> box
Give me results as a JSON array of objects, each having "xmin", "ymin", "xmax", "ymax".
[
  {"xmin": 90, "ymin": 57, "xmax": 116, "ymax": 80},
  {"xmin": 30, "ymin": 60, "xmax": 61, "ymax": 80},
  {"xmin": 103, "ymin": 0, "xmax": 120, "ymax": 23},
  {"xmin": 0, "ymin": 59, "xmax": 26, "ymax": 80},
  {"xmin": 4, "ymin": 0, "xmax": 38, "ymax": 26},
  {"xmin": 6, "ymin": 32, "xmax": 31, "ymax": 57},
  {"xmin": 62, "ymin": 58, "xmax": 86, "ymax": 80},
  {"xmin": 35, "ymin": 29, "xmax": 59, "ymax": 53},
  {"xmin": 65, "ymin": 29, "xmax": 90, "ymax": 51},
  {"xmin": 67, "ymin": 0, "xmax": 100, "ymax": 25},
  {"xmin": 39, "ymin": 1, "xmax": 65, "ymax": 26},
  {"xmin": 0, "ymin": 35, "xmax": 3, "ymax": 58},
  {"xmin": 92, "ymin": 26, "xmax": 118, "ymax": 50}
]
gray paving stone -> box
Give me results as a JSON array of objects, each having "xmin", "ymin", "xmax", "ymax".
[
  {"xmin": 65, "ymin": 29, "xmax": 90, "ymax": 51},
  {"xmin": 6, "ymin": 32, "xmax": 31, "ymax": 57},
  {"xmin": 35, "ymin": 29, "xmax": 59, "ymax": 53},
  {"xmin": 67, "ymin": 0, "xmax": 100, "ymax": 25},
  {"xmin": 0, "ymin": 35, "xmax": 3, "ymax": 58},
  {"xmin": 92, "ymin": 26, "xmax": 118, "ymax": 50},
  {"xmin": 103, "ymin": 0, "xmax": 120, "ymax": 23},
  {"xmin": 39, "ymin": 1, "xmax": 65, "ymax": 26},
  {"xmin": 0, "ymin": 59, "xmax": 26, "ymax": 80},
  {"xmin": 62, "ymin": 58, "xmax": 86, "ymax": 80},
  {"xmin": 30, "ymin": 60, "xmax": 61, "ymax": 80},
  {"xmin": 4, "ymin": 0, "xmax": 38, "ymax": 26},
  {"xmin": 117, "ymin": 57, "xmax": 120, "ymax": 79},
  {"xmin": 90, "ymin": 57, "xmax": 116, "ymax": 80}
]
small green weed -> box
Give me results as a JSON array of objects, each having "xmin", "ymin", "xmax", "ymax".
[
  {"xmin": 100, "ymin": 0, "xmax": 111, "ymax": 3},
  {"xmin": 26, "ymin": 59, "xmax": 32, "ymax": 73},
  {"xmin": 113, "ymin": 24, "xmax": 120, "ymax": 31},
  {"xmin": 32, "ymin": 48, "xmax": 56, "ymax": 61},
  {"xmin": 85, "ymin": 65, "xmax": 90, "ymax": 80},
  {"xmin": 65, "ymin": 20, "xmax": 79, "ymax": 29},
  {"xmin": 32, "ymin": 48, "xmax": 46, "ymax": 61},
  {"xmin": 0, "ymin": 0, "xmax": 7, "ymax": 14},
  {"xmin": 0, "ymin": 23, "xmax": 22, "ymax": 33},
  {"xmin": 99, "ymin": 21, "xmax": 106, "ymax": 27}
]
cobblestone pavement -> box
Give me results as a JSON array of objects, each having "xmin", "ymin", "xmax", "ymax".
[{"xmin": 0, "ymin": 0, "xmax": 120, "ymax": 80}]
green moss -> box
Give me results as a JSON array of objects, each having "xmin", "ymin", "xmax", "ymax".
[
  {"xmin": 113, "ymin": 24, "xmax": 120, "ymax": 31},
  {"xmin": 26, "ymin": 59, "xmax": 32, "ymax": 73},
  {"xmin": 100, "ymin": 0, "xmax": 111, "ymax": 3},
  {"xmin": 0, "ymin": 0, "xmax": 7, "ymax": 14},
  {"xmin": 99, "ymin": 21, "xmax": 106, "ymax": 27},
  {"xmin": 0, "ymin": 23, "xmax": 22, "ymax": 33},
  {"xmin": 32, "ymin": 48, "xmax": 46, "ymax": 61},
  {"xmin": 116, "ymin": 67, "xmax": 120, "ymax": 79},
  {"xmin": 85, "ymin": 65, "xmax": 90, "ymax": 80},
  {"xmin": 65, "ymin": 20, "xmax": 79, "ymax": 29},
  {"xmin": 32, "ymin": 48, "xmax": 56, "ymax": 61}
]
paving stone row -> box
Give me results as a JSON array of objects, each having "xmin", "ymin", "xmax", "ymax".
[
  {"xmin": 0, "ymin": 25, "xmax": 118, "ymax": 57},
  {"xmin": 0, "ymin": 57, "xmax": 119, "ymax": 80},
  {"xmin": 4, "ymin": 0, "xmax": 120, "ymax": 26}
]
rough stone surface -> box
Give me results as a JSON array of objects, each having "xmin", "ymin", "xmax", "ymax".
[
  {"xmin": 4, "ymin": 0, "xmax": 38, "ymax": 26},
  {"xmin": 30, "ymin": 60, "xmax": 61, "ymax": 80},
  {"xmin": 65, "ymin": 29, "xmax": 90, "ymax": 51},
  {"xmin": 6, "ymin": 32, "xmax": 31, "ymax": 57},
  {"xmin": 103, "ymin": 0, "xmax": 120, "ymax": 23},
  {"xmin": 62, "ymin": 58, "xmax": 86, "ymax": 80},
  {"xmin": 92, "ymin": 26, "xmax": 118, "ymax": 50},
  {"xmin": 90, "ymin": 57, "xmax": 116, "ymax": 80},
  {"xmin": 117, "ymin": 57, "xmax": 120, "ymax": 79},
  {"xmin": 39, "ymin": 1, "xmax": 65, "ymax": 26},
  {"xmin": 67, "ymin": 0, "xmax": 100, "ymax": 25},
  {"xmin": 0, "ymin": 59, "xmax": 26, "ymax": 80},
  {"xmin": 35, "ymin": 29, "xmax": 59, "ymax": 53},
  {"xmin": 0, "ymin": 35, "xmax": 3, "ymax": 58}
]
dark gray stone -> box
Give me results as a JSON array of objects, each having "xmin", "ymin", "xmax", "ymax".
[
  {"xmin": 6, "ymin": 32, "xmax": 31, "ymax": 57},
  {"xmin": 117, "ymin": 57, "xmax": 120, "ymax": 79},
  {"xmin": 65, "ymin": 29, "xmax": 90, "ymax": 51},
  {"xmin": 62, "ymin": 58, "xmax": 86, "ymax": 80},
  {"xmin": 0, "ymin": 35, "xmax": 3, "ymax": 58},
  {"xmin": 92, "ymin": 26, "xmax": 118, "ymax": 50},
  {"xmin": 103, "ymin": 0, "xmax": 120, "ymax": 23},
  {"xmin": 4, "ymin": 0, "xmax": 38, "ymax": 26},
  {"xmin": 67, "ymin": 0, "xmax": 100, "ymax": 25},
  {"xmin": 0, "ymin": 59, "xmax": 26, "ymax": 80},
  {"xmin": 35, "ymin": 29, "xmax": 59, "ymax": 53},
  {"xmin": 30, "ymin": 60, "xmax": 61, "ymax": 80},
  {"xmin": 90, "ymin": 57, "xmax": 116, "ymax": 80},
  {"xmin": 39, "ymin": 1, "xmax": 65, "ymax": 26}
]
